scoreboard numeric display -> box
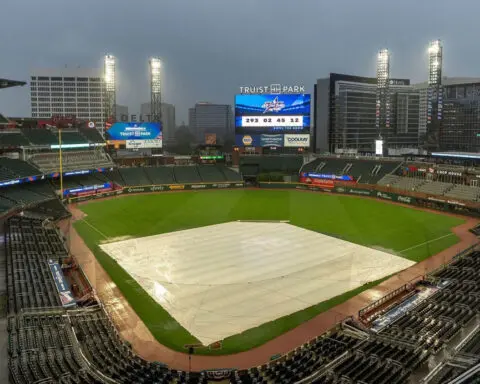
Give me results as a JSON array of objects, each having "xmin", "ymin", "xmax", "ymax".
[{"xmin": 241, "ymin": 115, "xmax": 304, "ymax": 127}]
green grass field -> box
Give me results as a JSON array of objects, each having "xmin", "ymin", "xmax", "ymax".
[{"xmin": 74, "ymin": 189, "xmax": 465, "ymax": 355}]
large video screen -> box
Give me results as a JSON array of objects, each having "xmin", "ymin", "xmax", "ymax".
[
  {"xmin": 235, "ymin": 94, "xmax": 310, "ymax": 135},
  {"xmin": 106, "ymin": 122, "xmax": 162, "ymax": 148}
]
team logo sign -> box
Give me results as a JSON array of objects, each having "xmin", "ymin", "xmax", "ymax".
[
  {"xmin": 262, "ymin": 97, "xmax": 285, "ymax": 113},
  {"xmin": 242, "ymin": 135, "xmax": 253, "ymax": 145}
]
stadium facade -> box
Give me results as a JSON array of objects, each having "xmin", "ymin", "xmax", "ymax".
[
  {"xmin": 188, "ymin": 102, "xmax": 233, "ymax": 145},
  {"xmin": 30, "ymin": 68, "xmax": 109, "ymax": 130},
  {"xmin": 314, "ymin": 73, "xmax": 420, "ymax": 155}
]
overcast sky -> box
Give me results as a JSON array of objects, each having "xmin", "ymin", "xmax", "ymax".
[{"xmin": 0, "ymin": 0, "xmax": 478, "ymax": 123}]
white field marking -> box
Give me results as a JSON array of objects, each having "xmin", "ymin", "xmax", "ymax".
[
  {"xmin": 399, "ymin": 233, "xmax": 455, "ymax": 254},
  {"xmin": 81, "ymin": 219, "xmax": 108, "ymax": 240}
]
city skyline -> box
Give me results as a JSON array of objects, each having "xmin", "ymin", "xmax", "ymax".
[{"xmin": 1, "ymin": 0, "xmax": 480, "ymax": 123}]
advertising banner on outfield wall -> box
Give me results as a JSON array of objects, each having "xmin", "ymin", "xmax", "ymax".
[
  {"xmin": 335, "ymin": 187, "xmax": 372, "ymax": 196},
  {"xmin": 122, "ymin": 183, "xmax": 245, "ymax": 194},
  {"xmin": 298, "ymin": 177, "xmax": 334, "ymax": 189}
]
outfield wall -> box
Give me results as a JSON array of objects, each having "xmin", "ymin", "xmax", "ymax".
[{"xmin": 67, "ymin": 182, "xmax": 245, "ymax": 203}]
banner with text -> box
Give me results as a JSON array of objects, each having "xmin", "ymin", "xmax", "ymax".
[{"xmin": 48, "ymin": 259, "xmax": 76, "ymax": 308}]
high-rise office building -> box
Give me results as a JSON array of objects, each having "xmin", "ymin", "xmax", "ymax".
[
  {"xmin": 140, "ymin": 102, "xmax": 176, "ymax": 145},
  {"xmin": 188, "ymin": 102, "xmax": 233, "ymax": 145},
  {"xmin": 313, "ymin": 73, "xmax": 420, "ymax": 154},
  {"xmin": 30, "ymin": 68, "xmax": 107, "ymax": 128},
  {"xmin": 413, "ymin": 77, "xmax": 480, "ymax": 152}
]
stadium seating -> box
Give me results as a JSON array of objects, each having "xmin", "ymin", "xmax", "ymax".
[
  {"xmin": 143, "ymin": 166, "xmax": 175, "ymax": 184},
  {"xmin": 29, "ymin": 150, "xmax": 113, "ymax": 174},
  {"xmin": 173, "ymin": 165, "xmax": 202, "ymax": 183},
  {"xmin": 445, "ymin": 184, "xmax": 480, "ymax": 202},
  {"xmin": 0, "ymin": 195, "xmax": 16, "ymax": 215},
  {"xmin": 51, "ymin": 173, "xmax": 109, "ymax": 190},
  {"xmin": 221, "ymin": 167, "xmax": 243, "ymax": 182},
  {"xmin": 197, "ymin": 165, "xmax": 227, "ymax": 182},
  {"xmin": 416, "ymin": 180, "xmax": 454, "ymax": 195},
  {"xmin": 20, "ymin": 128, "xmax": 58, "ymax": 146},
  {"xmin": 0, "ymin": 158, "xmax": 41, "ymax": 182},
  {"xmin": 118, "ymin": 167, "xmax": 152, "ymax": 186},
  {"xmin": 391, "ymin": 177, "xmax": 426, "ymax": 191},
  {"xmin": 0, "ymin": 131, "xmax": 30, "ymax": 147},
  {"xmin": 377, "ymin": 174, "xmax": 401, "ymax": 186},
  {"xmin": 301, "ymin": 157, "xmax": 403, "ymax": 184},
  {"xmin": 5, "ymin": 217, "xmax": 65, "ymax": 313},
  {"xmin": 0, "ymin": 183, "xmax": 55, "ymax": 207},
  {"xmin": 104, "ymin": 168, "xmax": 125, "ymax": 186},
  {"xmin": 59, "ymin": 131, "xmax": 89, "ymax": 145},
  {"xmin": 23, "ymin": 198, "xmax": 70, "ymax": 221},
  {"xmin": 78, "ymin": 128, "xmax": 105, "ymax": 143}
]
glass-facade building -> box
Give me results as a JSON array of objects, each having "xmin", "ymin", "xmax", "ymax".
[
  {"xmin": 441, "ymin": 82, "xmax": 480, "ymax": 152},
  {"xmin": 314, "ymin": 73, "xmax": 419, "ymax": 154}
]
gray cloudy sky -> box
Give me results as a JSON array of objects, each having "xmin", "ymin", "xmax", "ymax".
[{"xmin": 0, "ymin": 0, "xmax": 478, "ymax": 123}]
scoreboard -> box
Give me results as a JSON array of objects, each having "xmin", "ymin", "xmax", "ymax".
[{"xmin": 235, "ymin": 94, "xmax": 310, "ymax": 147}]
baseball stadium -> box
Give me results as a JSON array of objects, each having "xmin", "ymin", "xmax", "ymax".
[{"xmin": 3, "ymin": 76, "xmax": 480, "ymax": 384}]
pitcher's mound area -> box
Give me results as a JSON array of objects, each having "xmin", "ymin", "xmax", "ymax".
[{"xmin": 100, "ymin": 221, "xmax": 414, "ymax": 345}]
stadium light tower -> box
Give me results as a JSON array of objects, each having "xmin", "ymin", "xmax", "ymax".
[
  {"xmin": 103, "ymin": 54, "xmax": 116, "ymax": 131},
  {"xmin": 375, "ymin": 49, "xmax": 391, "ymax": 154},
  {"xmin": 427, "ymin": 40, "xmax": 443, "ymax": 124},
  {"xmin": 149, "ymin": 57, "xmax": 162, "ymax": 122},
  {"xmin": 424, "ymin": 40, "xmax": 443, "ymax": 150}
]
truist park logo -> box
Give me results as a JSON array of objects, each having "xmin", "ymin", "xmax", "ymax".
[
  {"xmin": 239, "ymin": 84, "xmax": 305, "ymax": 94},
  {"xmin": 262, "ymin": 97, "xmax": 285, "ymax": 113}
]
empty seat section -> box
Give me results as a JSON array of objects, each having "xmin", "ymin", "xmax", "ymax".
[
  {"xmin": 0, "ymin": 185, "xmax": 51, "ymax": 206},
  {"xmin": 143, "ymin": 166, "xmax": 175, "ymax": 184},
  {"xmin": 21, "ymin": 129, "xmax": 58, "ymax": 146},
  {"xmin": 174, "ymin": 166, "xmax": 201, "ymax": 183},
  {"xmin": 0, "ymin": 131, "xmax": 30, "ymax": 147},
  {"xmin": 29, "ymin": 150, "xmax": 113, "ymax": 173},
  {"xmin": 416, "ymin": 181, "xmax": 453, "ymax": 195},
  {"xmin": 197, "ymin": 165, "xmax": 226, "ymax": 182},
  {"xmin": 221, "ymin": 166, "xmax": 243, "ymax": 182},
  {"xmin": 0, "ymin": 158, "xmax": 41, "ymax": 182},
  {"xmin": 118, "ymin": 167, "xmax": 151, "ymax": 186},
  {"xmin": 78, "ymin": 128, "xmax": 105, "ymax": 143},
  {"xmin": 59, "ymin": 131, "xmax": 89, "ymax": 145},
  {"xmin": 445, "ymin": 184, "xmax": 480, "ymax": 201}
]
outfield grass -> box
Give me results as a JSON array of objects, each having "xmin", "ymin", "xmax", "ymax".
[{"xmin": 74, "ymin": 190, "xmax": 465, "ymax": 355}]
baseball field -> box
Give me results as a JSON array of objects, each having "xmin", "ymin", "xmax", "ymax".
[{"xmin": 73, "ymin": 189, "xmax": 464, "ymax": 355}]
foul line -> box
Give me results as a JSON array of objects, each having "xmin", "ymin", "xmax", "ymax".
[
  {"xmin": 399, "ymin": 233, "xmax": 455, "ymax": 254},
  {"xmin": 81, "ymin": 219, "xmax": 108, "ymax": 240}
]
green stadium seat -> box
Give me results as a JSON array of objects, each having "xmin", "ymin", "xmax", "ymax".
[
  {"xmin": 0, "ymin": 131, "xmax": 30, "ymax": 147},
  {"xmin": 144, "ymin": 167, "xmax": 175, "ymax": 184},
  {"xmin": 118, "ymin": 167, "xmax": 151, "ymax": 186},
  {"xmin": 197, "ymin": 165, "xmax": 227, "ymax": 182},
  {"xmin": 173, "ymin": 166, "xmax": 202, "ymax": 183}
]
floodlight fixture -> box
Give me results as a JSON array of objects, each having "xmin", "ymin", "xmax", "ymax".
[
  {"xmin": 149, "ymin": 57, "xmax": 162, "ymax": 122},
  {"xmin": 103, "ymin": 54, "xmax": 116, "ymax": 128}
]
